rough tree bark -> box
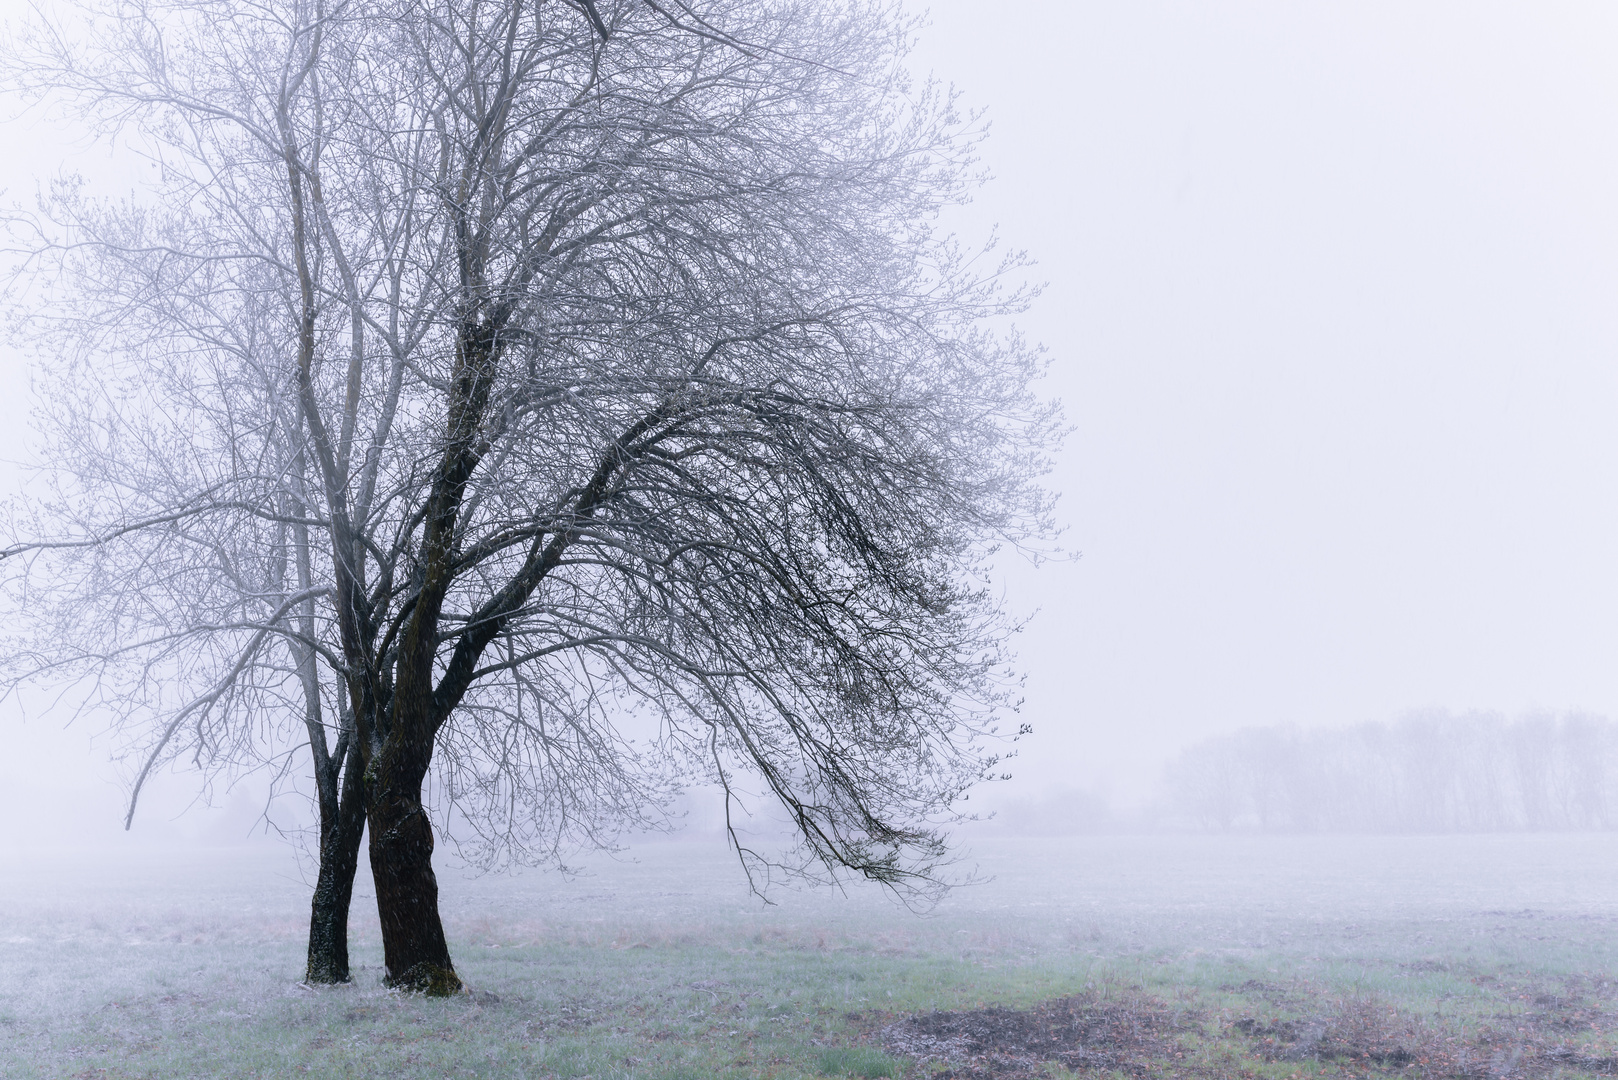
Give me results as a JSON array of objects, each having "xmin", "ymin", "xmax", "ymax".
[
  {"xmin": 352, "ymin": 322, "xmax": 503, "ymax": 992},
  {"xmin": 305, "ymin": 737, "xmax": 367, "ymax": 983},
  {"xmin": 367, "ymin": 782, "xmax": 455, "ymax": 990}
]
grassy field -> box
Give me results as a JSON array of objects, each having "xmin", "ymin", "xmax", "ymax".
[{"xmin": 2, "ymin": 832, "xmax": 1617, "ymax": 1079}]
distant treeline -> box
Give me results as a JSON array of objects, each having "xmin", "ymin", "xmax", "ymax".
[{"xmin": 1166, "ymin": 711, "xmax": 1618, "ymax": 832}]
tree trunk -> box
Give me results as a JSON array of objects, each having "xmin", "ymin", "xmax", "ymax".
[
  {"xmin": 304, "ymin": 740, "xmax": 368, "ymax": 984},
  {"xmin": 367, "ymin": 783, "xmax": 460, "ymax": 995}
]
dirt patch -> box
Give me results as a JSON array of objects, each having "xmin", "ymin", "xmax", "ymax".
[
  {"xmin": 876, "ymin": 981, "xmax": 1618, "ymax": 1079},
  {"xmin": 1235, "ymin": 998, "xmax": 1432, "ymax": 1068},
  {"xmin": 880, "ymin": 989, "xmax": 1190, "ymax": 1079},
  {"xmin": 1234, "ymin": 990, "xmax": 1618, "ymax": 1078}
]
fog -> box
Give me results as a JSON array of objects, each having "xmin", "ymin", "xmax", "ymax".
[
  {"xmin": 4, "ymin": 6, "xmax": 1618, "ymax": 1078},
  {"xmin": 906, "ymin": 1, "xmax": 1618, "ymax": 807},
  {"xmin": 2, "ymin": 1, "xmax": 1617, "ymax": 850}
]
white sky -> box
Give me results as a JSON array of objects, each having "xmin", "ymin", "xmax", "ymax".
[
  {"xmin": 913, "ymin": 0, "xmax": 1618, "ymax": 801},
  {"xmin": 2, "ymin": 0, "xmax": 1617, "ymax": 843}
]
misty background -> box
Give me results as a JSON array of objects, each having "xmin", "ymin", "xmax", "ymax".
[{"xmin": 3, "ymin": 0, "xmax": 1617, "ymax": 850}]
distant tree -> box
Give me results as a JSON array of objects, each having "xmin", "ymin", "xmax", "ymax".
[
  {"xmin": 1395, "ymin": 710, "xmax": 1464, "ymax": 832},
  {"xmin": 1166, "ymin": 740, "xmax": 1245, "ymax": 831},
  {"xmin": 1509, "ymin": 715, "xmax": 1558, "ymax": 830},
  {"xmin": 1166, "ymin": 711, "xmax": 1618, "ymax": 834},
  {"xmin": 3, "ymin": 0, "xmax": 1056, "ymax": 993},
  {"xmin": 1557, "ymin": 713, "xmax": 1611, "ymax": 829},
  {"xmin": 1448, "ymin": 713, "xmax": 1509, "ymax": 831}
]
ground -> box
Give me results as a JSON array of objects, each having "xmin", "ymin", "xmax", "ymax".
[{"xmin": 1, "ymin": 833, "xmax": 1615, "ymax": 1079}]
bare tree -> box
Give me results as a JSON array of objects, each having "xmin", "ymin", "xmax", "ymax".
[
  {"xmin": 5, "ymin": 0, "xmax": 1058, "ymax": 994},
  {"xmin": 0, "ymin": 186, "xmax": 420, "ymax": 982},
  {"xmin": 1, "ymin": 0, "xmax": 667, "ymax": 983}
]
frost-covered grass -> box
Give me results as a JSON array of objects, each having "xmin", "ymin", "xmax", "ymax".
[{"xmin": 2, "ymin": 833, "xmax": 1617, "ymax": 1078}]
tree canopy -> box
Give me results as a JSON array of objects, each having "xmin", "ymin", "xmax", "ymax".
[{"xmin": 3, "ymin": 0, "xmax": 1060, "ymax": 991}]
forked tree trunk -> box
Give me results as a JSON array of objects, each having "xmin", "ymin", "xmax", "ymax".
[
  {"xmin": 367, "ymin": 781, "xmax": 460, "ymax": 995},
  {"xmin": 304, "ymin": 740, "xmax": 368, "ymax": 983}
]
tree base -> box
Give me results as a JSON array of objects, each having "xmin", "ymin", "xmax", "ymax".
[
  {"xmin": 303, "ymin": 963, "xmax": 353, "ymax": 986},
  {"xmin": 386, "ymin": 962, "xmax": 463, "ymax": 996}
]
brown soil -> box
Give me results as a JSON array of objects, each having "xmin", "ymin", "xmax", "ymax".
[
  {"xmin": 1233, "ymin": 991, "xmax": 1618, "ymax": 1078},
  {"xmin": 879, "ymin": 990, "xmax": 1192, "ymax": 1079},
  {"xmin": 873, "ymin": 979, "xmax": 1618, "ymax": 1079}
]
